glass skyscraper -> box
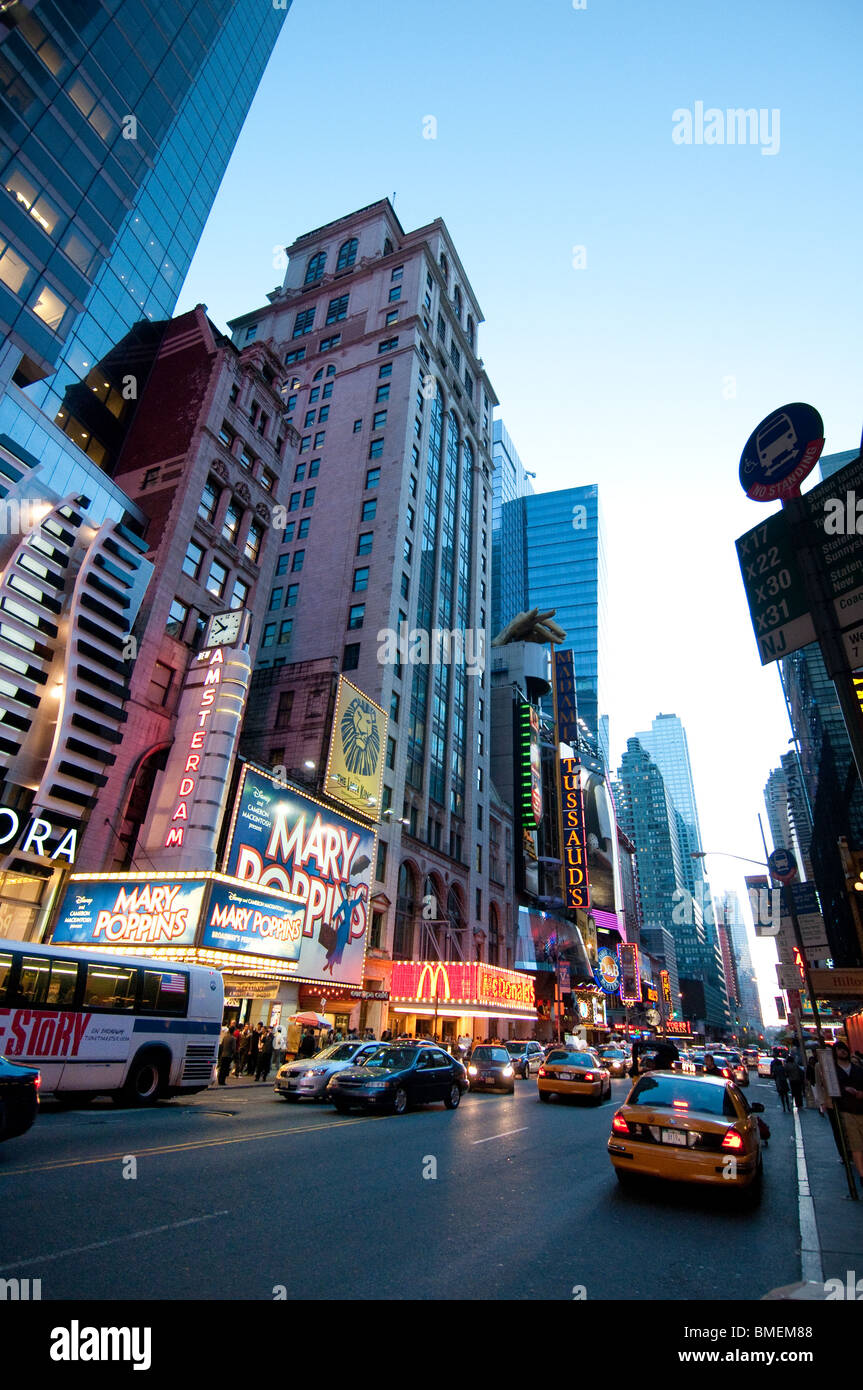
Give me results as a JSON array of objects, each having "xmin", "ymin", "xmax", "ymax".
[
  {"xmin": 0, "ymin": 1, "xmax": 288, "ymax": 464},
  {"xmin": 490, "ymin": 418, "xmax": 533, "ymax": 640}
]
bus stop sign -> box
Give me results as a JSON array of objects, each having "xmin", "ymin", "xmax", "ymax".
[
  {"xmin": 768, "ymin": 847, "xmax": 798, "ymax": 884},
  {"xmin": 739, "ymin": 402, "xmax": 824, "ymax": 501}
]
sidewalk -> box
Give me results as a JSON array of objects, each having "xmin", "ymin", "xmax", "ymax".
[
  {"xmin": 208, "ymin": 1072, "xmax": 279, "ymax": 1091},
  {"xmin": 797, "ymin": 1103, "xmax": 863, "ymax": 1284}
]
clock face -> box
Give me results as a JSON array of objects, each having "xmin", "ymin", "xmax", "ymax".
[{"xmin": 206, "ymin": 610, "xmax": 244, "ymax": 647}]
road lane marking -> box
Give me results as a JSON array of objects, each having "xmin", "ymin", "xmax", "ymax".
[
  {"xmin": 0, "ymin": 1117, "xmax": 374, "ymax": 1177},
  {"xmin": 472, "ymin": 1127, "xmax": 528, "ymax": 1145},
  {"xmin": 0, "ymin": 1210, "xmax": 230, "ymax": 1274}
]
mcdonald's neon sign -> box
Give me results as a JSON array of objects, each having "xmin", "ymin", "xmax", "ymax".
[{"xmin": 390, "ymin": 961, "xmax": 536, "ymax": 1011}]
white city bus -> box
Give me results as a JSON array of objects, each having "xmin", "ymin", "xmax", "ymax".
[{"xmin": 0, "ymin": 939, "xmax": 223, "ymax": 1103}]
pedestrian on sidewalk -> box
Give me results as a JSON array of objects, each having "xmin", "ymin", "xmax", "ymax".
[
  {"xmin": 272, "ymin": 1024, "xmax": 286, "ymax": 1072},
  {"xmin": 770, "ymin": 1051, "xmax": 792, "ymax": 1112},
  {"xmin": 784, "ymin": 1052, "xmax": 805, "ymax": 1111},
  {"xmin": 217, "ymin": 1025, "xmax": 237, "ymax": 1085},
  {"xmin": 236, "ymin": 1024, "xmax": 252, "ymax": 1078},
  {"xmin": 256, "ymin": 1026, "xmax": 275, "ymax": 1081},
  {"xmin": 805, "ymin": 1051, "xmax": 826, "ymax": 1114},
  {"xmin": 246, "ymin": 1022, "xmax": 262, "ymax": 1075},
  {"xmin": 833, "ymin": 1040, "xmax": 863, "ymax": 1190}
]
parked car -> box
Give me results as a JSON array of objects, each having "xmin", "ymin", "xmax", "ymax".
[
  {"xmin": 326, "ymin": 1043, "xmax": 467, "ymax": 1115},
  {"xmin": 467, "ymin": 1045, "xmax": 516, "ymax": 1094},
  {"xmin": 274, "ymin": 1040, "xmax": 380, "ymax": 1102},
  {"xmin": 608, "ymin": 1071, "xmax": 765, "ymax": 1206},
  {"xmin": 505, "ymin": 1040, "xmax": 545, "ymax": 1078},
  {"xmin": 0, "ymin": 1054, "xmax": 39, "ymax": 1142},
  {"xmin": 537, "ymin": 1049, "xmax": 611, "ymax": 1104}
]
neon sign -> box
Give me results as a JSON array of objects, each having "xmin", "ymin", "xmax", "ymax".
[
  {"xmin": 165, "ymin": 648, "xmax": 228, "ymax": 849},
  {"xmin": 517, "ymin": 701, "xmax": 542, "ymax": 828},
  {"xmin": 618, "ymin": 942, "xmax": 640, "ymax": 1004},
  {"xmin": 560, "ymin": 756, "xmax": 590, "ymax": 910},
  {"xmin": 390, "ymin": 961, "xmax": 536, "ymax": 1011}
]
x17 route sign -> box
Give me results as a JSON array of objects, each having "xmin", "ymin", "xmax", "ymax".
[{"xmin": 736, "ymin": 510, "xmax": 816, "ymax": 664}]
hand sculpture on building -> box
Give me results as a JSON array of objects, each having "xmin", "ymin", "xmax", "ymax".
[{"xmin": 491, "ymin": 607, "xmax": 567, "ymax": 647}]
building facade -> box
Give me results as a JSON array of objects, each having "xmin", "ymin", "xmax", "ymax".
[{"xmin": 227, "ymin": 199, "xmax": 519, "ymax": 1040}]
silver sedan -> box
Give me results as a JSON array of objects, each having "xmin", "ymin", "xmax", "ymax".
[{"xmin": 274, "ymin": 1041, "xmax": 380, "ymax": 1101}]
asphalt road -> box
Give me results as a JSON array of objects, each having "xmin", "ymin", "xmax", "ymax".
[{"xmin": 0, "ymin": 1076, "xmax": 801, "ymax": 1301}]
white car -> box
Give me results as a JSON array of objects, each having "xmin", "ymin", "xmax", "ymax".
[
  {"xmin": 274, "ymin": 1040, "xmax": 380, "ymax": 1100},
  {"xmin": 757, "ymin": 1053, "xmax": 773, "ymax": 1077}
]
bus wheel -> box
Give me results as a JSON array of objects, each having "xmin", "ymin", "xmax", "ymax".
[{"xmin": 122, "ymin": 1052, "xmax": 166, "ymax": 1106}]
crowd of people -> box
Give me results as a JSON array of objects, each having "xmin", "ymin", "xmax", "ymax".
[
  {"xmin": 216, "ymin": 1021, "xmax": 286, "ymax": 1086},
  {"xmin": 765, "ymin": 1040, "xmax": 863, "ymax": 1193}
]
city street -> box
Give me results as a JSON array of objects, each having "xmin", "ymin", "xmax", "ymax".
[{"xmin": 0, "ymin": 1076, "xmax": 801, "ymax": 1302}]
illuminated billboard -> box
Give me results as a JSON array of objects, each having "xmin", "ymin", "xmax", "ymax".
[
  {"xmin": 52, "ymin": 876, "xmax": 206, "ymax": 948},
  {"xmin": 324, "ymin": 677, "xmax": 388, "ymax": 822},
  {"xmin": 559, "ymin": 756, "xmax": 590, "ymax": 910},
  {"xmin": 222, "ymin": 764, "xmax": 376, "ymax": 986},
  {"xmin": 390, "ymin": 961, "xmax": 536, "ymax": 1014},
  {"xmin": 516, "ymin": 700, "xmax": 542, "ymax": 828}
]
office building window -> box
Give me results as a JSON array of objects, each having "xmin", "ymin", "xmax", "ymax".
[
  {"xmin": 303, "ymin": 488, "xmax": 316, "ymax": 508},
  {"xmin": 282, "ymin": 523, "xmax": 295, "ymax": 543},
  {"xmin": 322, "ymin": 381, "xmax": 334, "ymax": 398},
  {"xmin": 198, "ymin": 477, "xmax": 220, "ymax": 524},
  {"xmin": 276, "ymin": 690, "xmax": 294, "ymax": 727},
  {"xmin": 304, "ymin": 410, "xmax": 316, "ymax": 429},
  {"xmin": 376, "ymin": 841, "xmax": 388, "ymax": 881},
  {"xmin": 353, "ymin": 568, "xmax": 369, "ymax": 591},
  {"xmin": 390, "ymin": 691, "xmax": 400, "ymax": 722},
  {"xmin": 293, "ymin": 308, "xmax": 315, "ymax": 337},
  {"xmin": 279, "ymin": 620, "xmax": 293, "ymax": 644},
  {"xmin": 368, "ymin": 439, "xmax": 384, "ymax": 460},
  {"xmin": 318, "ymin": 406, "xmax": 329, "ymax": 422},
  {"xmin": 298, "ymin": 518, "xmax": 310, "ymax": 538},
  {"xmin": 336, "ymin": 237, "xmax": 358, "ymax": 271},
  {"xmin": 406, "ymin": 505, "xmax": 415, "ymax": 530},
  {"xmin": 286, "ymin": 583, "xmax": 299, "ymax": 606},
  {"xmin": 348, "ymin": 604, "xmax": 365, "ymax": 630},
  {"xmin": 166, "ymin": 597, "xmax": 188, "ymax": 639},
  {"xmin": 357, "ymin": 533, "xmax": 373, "ymax": 555},
  {"xmin": 314, "ymin": 431, "xmax": 326, "ymax": 448},
  {"xmin": 291, "ymin": 551, "xmax": 305, "ymax": 572},
  {"xmin": 262, "ymin": 622, "xmax": 277, "ymax": 647},
  {"xmin": 378, "ymin": 338, "xmax": 398, "ymax": 353},
  {"xmin": 403, "ymin": 538, "xmax": 412, "ymax": 563},
  {"xmin": 276, "ymin": 554, "xmax": 290, "ymax": 575},
  {"xmin": 343, "ymin": 643, "xmax": 360, "ymax": 671},
  {"xmin": 319, "ymin": 334, "xmax": 340, "ymax": 352},
  {"xmin": 365, "ymin": 467, "xmax": 381, "ymax": 488},
  {"xmin": 231, "ymin": 578, "xmax": 249, "ymax": 610},
  {"xmin": 285, "ymin": 348, "xmax": 305, "ymax": 365},
  {"xmin": 326, "ymin": 294, "xmax": 349, "ymax": 323},
  {"xmin": 244, "ymin": 521, "xmax": 264, "ymax": 564},
  {"xmin": 386, "ymin": 737, "xmax": 396, "ymax": 770},
  {"xmin": 149, "ymin": 661, "xmax": 175, "ymax": 708},
  {"xmin": 391, "ymin": 266, "xmax": 404, "ymax": 281},
  {"xmin": 379, "ymin": 362, "xmax": 392, "ymax": 379},
  {"xmin": 305, "ymin": 251, "xmax": 326, "ymax": 284},
  {"xmin": 308, "ymin": 459, "xmax": 321, "ymax": 477},
  {"xmin": 400, "ymin": 572, "xmax": 409, "ymax": 598},
  {"xmin": 353, "ymin": 419, "xmax": 362, "ymax": 434},
  {"xmin": 299, "ymin": 437, "xmax": 310, "ymax": 454},
  {"xmin": 182, "ymin": 540, "xmax": 204, "ymax": 579},
  {"xmin": 269, "ymin": 587, "xmax": 283, "ymax": 611},
  {"xmin": 373, "ymin": 411, "xmax": 387, "ymax": 430},
  {"xmin": 388, "ymin": 286, "xmax": 401, "ymax": 303},
  {"xmin": 207, "ymin": 559, "xmax": 229, "ymax": 599},
  {"xmin": 361, "ymin": 499, "xmax": 377, "ymax": 521},
  {"xmin": 294, "ymin": 464, "xmax": 306, "ymax": 482}
]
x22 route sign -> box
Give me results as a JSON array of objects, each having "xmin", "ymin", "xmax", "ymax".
[{"xmin": 736, "ymin": 511, "xmax": 815, "ymax": 664}]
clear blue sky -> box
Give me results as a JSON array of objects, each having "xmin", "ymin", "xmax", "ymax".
[{"xmin": 177, "ymin": 0, "xmax": 863, "ymax": 1024}]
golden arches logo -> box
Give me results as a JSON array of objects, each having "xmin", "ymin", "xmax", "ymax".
[{"xmin": 416, "ymin": 962, "xmax": 451, "ymax": 1001}]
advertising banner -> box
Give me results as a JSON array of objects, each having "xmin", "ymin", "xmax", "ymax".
[
  {"xmin": 222, "ymin": 764, "xmax": 376, "ymax": 986},
  {"xmin": 551, "ymin": 648, "xmax": 578, "ymax": 748},
  {"xmin": 324, "ymin": 677, "xmax": 388, "ymax": 822},
  {"xmin": 594, "ymin": 946, "xmax": 621, "ymax": 995},
  {"xmin": 514, "ymin": 906, "xmax": 594, "ymax": 983},
  {"xmin": 618, "ymin": 942, "xmax": 641, "ymax": 1004},
  {"xmin": 52, "ymin": 876, "xmax": 206, "ymax": 948},
  {"xmin": 582, "ymin": 767, "xmax": 618, "ymax": 914},
  {"xmin": 200, "ymin": 880, "xmax": 304, "ymax": 964},
  {"xmin": 390, "ymin": 960, "xmax": 535, "ymax": 1012}
]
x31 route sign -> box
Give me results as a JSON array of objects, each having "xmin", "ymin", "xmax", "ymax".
[{"xmin": 736, "ymin": 509, "xmax": 816, "ymax": 664}]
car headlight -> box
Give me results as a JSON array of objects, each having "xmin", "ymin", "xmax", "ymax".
[
  {"xmin": 468, "ymin": 1065, "xmax": 478, "ymax": 1076},
  {"xmin": 503, "ymin": 1065, "xmax": 514, "ymax": 1078},
  {"xmin": 304, "ymin": 1068, "xmax": 325, "ymax": 1077}
]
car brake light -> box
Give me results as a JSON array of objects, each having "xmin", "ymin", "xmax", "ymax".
[
  {"xmin": 672, "ymin": 1099, "xmax": 689, "ymax": 1110},
  {"xmin": 583, "ymin": 1072, "xmax": 594, "ymax": 1081},
  {"xmin": 34, "ymin": 1073, "xmax": 41, "ymax": 1089},
  {"xmin": 611, "ymin": 1111, "xmax": 630, "ymax": 1134},
  {"xmin": 538, "ymin": 1067, "xmax": 546, "ymax": 1077},
  {"xmin": 721, "ymin": 1128, "xmax": 745, "ymax": 1151}
]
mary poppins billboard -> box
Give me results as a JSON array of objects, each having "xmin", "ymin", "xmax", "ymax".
[{"xmin": 222, "ymin": 763, "xmax": 376, "ymax": 987}]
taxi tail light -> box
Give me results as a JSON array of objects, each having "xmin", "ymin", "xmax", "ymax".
[
  {"xmin": 583, "ymin": 1072, "xmax": 594, "ymax": 1082},
  {"xmin": 721, "ymin": 1128, "xmax": 745, "ymax": 1151},
  {"xmin": 538, "ymin": 1067, "xmax": 547, "ymax": 1077},
  {"xmin": 611, "ymin": 1111, "xmax": 630, "ymax": 1134},
  {"xmin": 721, "ymin": 1067, "xmax": 733, "ymax": 1079}
]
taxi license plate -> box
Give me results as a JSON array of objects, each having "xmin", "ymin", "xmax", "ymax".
[{"xmin": 662, "ymin": 1129, "xmax": 686, "ymax": 1146}]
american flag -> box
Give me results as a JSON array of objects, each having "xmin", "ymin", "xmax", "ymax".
[{"xmin": 161, "ymin": 973, "xmax": 186, "ymax": 994}]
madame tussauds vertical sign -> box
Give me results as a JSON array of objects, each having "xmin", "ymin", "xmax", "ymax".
[{"xmin": 560, "ymin": 756, "xmax": 590, "ymax": 910}]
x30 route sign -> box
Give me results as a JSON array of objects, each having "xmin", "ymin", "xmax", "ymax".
[{"xmin": 736, "ymin": 510, "xmax": 815, "ymax": 664}]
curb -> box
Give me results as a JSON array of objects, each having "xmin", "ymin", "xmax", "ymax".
[{"xmin": 793, "ymin": 1108, "xmax": 823, "ymax": 1284}]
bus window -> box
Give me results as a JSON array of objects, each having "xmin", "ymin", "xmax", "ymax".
[
  {"xmin": 46, "ymin": 959, "xmax": 78, "ymax": 1007},
  {"xmin": 140, "ymin": 968, "xmax": 188, "ymax": 1016},
  {"xmin": 83, "ymin": 963, "xmax": 137, "ymax": 1010},
  {"xmin": 0, "ymin": 952, "xmax": 12, "ymax": 1003},
  {"xmin": 19, "ymin": 955, "xmax": 52, "ymax": 1006}
]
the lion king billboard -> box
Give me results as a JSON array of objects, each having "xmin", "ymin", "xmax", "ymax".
[{"xmin": 323, "ymin": 677, "xmax": 387, "ymax": 822}]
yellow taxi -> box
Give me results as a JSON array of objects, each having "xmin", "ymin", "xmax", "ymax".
[
  {"xmin": 607, "ymin": 1071, "xmax": 764, "ymax": 1203},
  {"xmin": 537, "ymin": 1048, "xmax": 612, "ymax": 1104}
]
